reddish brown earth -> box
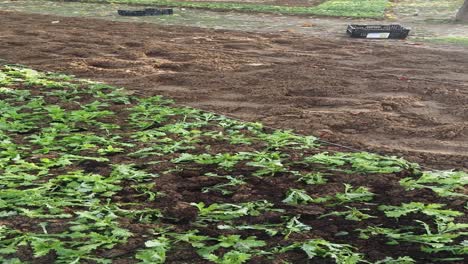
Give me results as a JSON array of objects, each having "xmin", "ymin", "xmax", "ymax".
[{"xmin": 0, "ymin": 10, "xmax": 467, "ymax": 170}]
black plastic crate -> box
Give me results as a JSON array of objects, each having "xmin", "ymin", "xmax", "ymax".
[
  {"xmin": 144, "ymin": 8, "xmax": 174, "ymax": 15},
  {"xmin": 117, "ymin": 8, "xmax": 173, "ymax": 16},
  {"xmin": 346, "ymin": 24, "xmax": 410, "ymax": 39}
]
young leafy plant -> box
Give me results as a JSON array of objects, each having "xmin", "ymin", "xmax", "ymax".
[
  {"xmin": 171, "ymin": 231, "xmax": 266, "ymax": 264},
  {"xmin": 280, "ymin": 238, "xmax": 365, "ymax": 264},
  {"xmin": 400, "ymin": 170, "xmax": 468, "ymax": 198},
  {"xmin": 202, "ymin": 174, "xmax": 246, "ymax": 195},
  {"xmin": 297, "ymin": 172, "xmax": 328, "ymax": 185},
  {"xmin": 378, "ymin": 202, "xmax": 464, "ymax": 223},
  {"xmin": 256, "ymin": 130, "xmax": 318, "ymax": 150},
  {"xmin": 312, "ymin": 184, "xmax": 375, "ymax": 206},
  {"xmin": 305, "ymin": 152, "xmax": 418, "ymax": 174},
  {"xmin": 319, "ymin": 206, "xmax": 376, "ymax": 221},
  {"xmin": 173, "ymin": 153, "xmax": 249, "ymax": 170},
  {"xmin": 136, "ymin": 236, "xmax": 171, "ymax": 264},
  {"xmin": 244, "ymin": 151, "xmax": 287, "ymax": 177},
  {"xmin": 282, "ymin": 189, "xmax": 314, "ymax": 205},
  {"xmin": 192, "ymin": 201, "xmax": 282, "ymax": 222}
]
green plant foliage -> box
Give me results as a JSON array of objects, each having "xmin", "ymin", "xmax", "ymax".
[
  {"xmin": 374, "ymin": 256, "xmax": 416, "ymax": 264},
  {"xmin": 320, "ymin": 206, "xmax": 376, "ymax": 221},
  {"xmin": 192, "ymin": 201, "xmax": 281, "ymax": 222},
  {"xmin": 359, "ymin": 220, "xmax": 468, "ymax": 256},
  {"xmin": 378, "ymin": 202, "xmax": 464, "ymax": 222},
  {"xmin": 171, "ymin": 231, "xmax": 266, "ymax": 264},
  {"xmin": 244, "ymin": 151, "xmax": 287, "ymax": 176},
  {"xmin": 400, "ymin": 170, "xmax": 468, "ymax": 197},
  {"xmin": 305, "ymin": 152, "xmax": 418, "ymax": 174},
  {"xmin": 297, "ymin": 171, "xmax": 328, "ymax": 185},
  {"xmin": 136, "ymin": 237, "xmax": 170, "ymax": 263},
  {"xmin": 173, "ymin": 152, "xmax": 249, "ymax": 170},
  {"xmin": 283, "ymin": 189, "xmax": 314, "ymax": 205},
  {"xmin": 1, "ymin": 65, "xmax": 466, "ymax": 263},
  {"xmin": 281, "ymin": 238, "xmax": 365, "ymax": 263},
  {"xmin": 202, "ymin": 174, "xmax": 246, "ymax": 195},
  {"xmin": 256, "ymin": 130, "xmax": 317, "ymax": 150},
  {"xmin": 313, "ymin": 184, "xmax": 375, "ymax": 205}
]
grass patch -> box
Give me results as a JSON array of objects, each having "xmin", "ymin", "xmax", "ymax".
[
  {"xmin": 48, "ymin": 0, "xmax": 390, "ymax": 18},
  {"xmin": 307, "ymin": 0, "xmax": 390, "ymax": 17},
  {"xmin": 417, "ymin": 36, "xmax": 468, "ymax": 46},
  {"xmin": 392, "ymin": 0, "xmax": 464, "ymax": 18}
]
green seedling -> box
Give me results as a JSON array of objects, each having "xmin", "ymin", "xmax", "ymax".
[
  {"xmin": 359, "ymin": 220, "xmax": 468, "ymax": 255},
  {"xmin": 173, "ymin": 152, "xmax": 249, "ymax": 170},
  {"xmin": 136, "ymin": 236, "xmax": 170, "ymax": 264},
  {"xmin": 217, "ymin": 223, "xmax": 281, "ymax": 237},
  {"xmin": 225, "ymin": 131, "xmax": 252, "ymax": 145},
  {"xmin": 298, "ymin": 172, "xmax": 328, "ymax": 185},
  {"xmin": 244, "ymin": 151, "xmax": 287, "ymax": 176},
  {"xmin": 280, "ymin": 238, "xmax": 364, "ymax": 264},
  {"xmin": 128, "ymin": 96, "xmax": 187, "ymax": 129},
  {"xmin": 320, "ymin": 206, "xmax": 376, "ymax": 221},
  {"xmin": 378, "ymin": 202, "xmax": 464, "ymax": 222},
  {"xmin": 131, "ymin": 137, "xmax": 197, "ymax": 157},
  {"xmin": 202, "ymin": 175, "xmax": 246, "ymax": 195},
  {"xmin": 283, "ymin": 189, "xmax": 314, "ymax": 205},
  {"xmin": 313, "ymin": 184, "xmax": 375, "ymax": 205},
  {"xmin": 192, "ymin": 201, "xmax": 282, "ymax": 222},
  {"xmin": 283, "ymin": 216, "xmax": 312, "ymax": 239},
  {"xmin": 305, "ymin": 152, "xmax": 418, "ymax": 174},
  {"xmin": 218, "ymin": 216, "xmax": 310, "ymax": 239},
  {"xmin": 257, "ymin": 130, "xmax": 318, "ymax": 150},
  {"xmin": 400, "ymin": 170, "xmax": 468, "ymax": 198},
  {"xmin": 172, "ymin": 231, "xmax": 266, "ymax": 264},
  {"xmin": 375, "ymin": 256, "xmax": 416, "ymax": 264}
]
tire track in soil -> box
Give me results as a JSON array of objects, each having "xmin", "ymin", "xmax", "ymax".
[{"xmin": 0, "ymin": 10, "xmax": 467, "ymax": 170}]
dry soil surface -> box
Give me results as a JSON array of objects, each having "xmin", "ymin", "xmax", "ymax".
[{"xmin": 0, "ymin": 10, "xmax": 467, "ymax": 170}]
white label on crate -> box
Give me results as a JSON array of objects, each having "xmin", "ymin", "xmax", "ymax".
[{"xmin": 366, "ymin": 33, "xmax": 390, "ymax": 39}]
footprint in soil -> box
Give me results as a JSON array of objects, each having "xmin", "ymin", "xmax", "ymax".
[
  {"xmin": 158, "ymin": 62, "xmax": 190, "ymax": 71},
  {"xmin": 223, "ymin": 42, "xmax": 267, "ymax": 50},
  {"xmin": 78, "ymin": 160, "xmax": 111, "ymax": 175},
  {"xmin": 145, "ymin": 49, "xmax": 169, "ymax": 58},
  {"xmin": 163, "ymin": 201, "xmax": 198, "ymax": 223},
  {"xmin": 86, "ymin": 59, "xmax": 134, "ymax": 70},
  {"xmin": 124, "ymin": 41, "xmax": 144, "ymax": 48}
]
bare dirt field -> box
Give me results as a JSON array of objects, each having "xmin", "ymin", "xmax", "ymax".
[{"xmin": 0, "ymin": 10, "xmax": 467, "ymax": 170}]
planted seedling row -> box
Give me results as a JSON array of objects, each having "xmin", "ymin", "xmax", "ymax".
[{"xmin": 0, "ymin": 66, "xmax": 466, "ymax": 264}]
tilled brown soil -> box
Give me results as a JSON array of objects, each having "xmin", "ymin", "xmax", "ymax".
[{"xmin": 0, "ymin": 10, "xmax": 467, "ymax": 170}]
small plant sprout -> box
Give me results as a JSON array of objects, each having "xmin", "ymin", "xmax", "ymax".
[
  {"xmin": 202, "ymin": 175, "xmax": 246, "ymax": 195},
  {"xmin": 400, "ymin": 170, "xmax": 468, "ymax": 198},
  {"xmin": 282, "ymin": 189, "xmax": 314, "ymax": 205},
  {"xmin": 298, "ymin": 172, "xmax": 328, "ymax": 185},
  {"xmin": 244, "ymin": 151, "xmax": 287, "ymax": 177},
  {"xmin": 192, "ymin": 201, "xmax": 282, "ymax": 222},
  {"xmin": 136, "ymin": 236, "xmax": 170, "ymax": 264},
  {"xmin": 378, "ymin": 202, "xmax": 464, "ymax": 222},
  {"xmin": 320, "ymin": 206, "xmax": 376, "ymax": 221},
  {"xmin": 280, "ymin": 239, "xmax": 365, "ymax": 264}
]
